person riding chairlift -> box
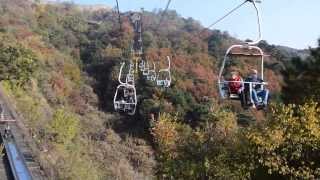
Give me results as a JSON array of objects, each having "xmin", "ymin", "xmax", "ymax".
[
  {"xmin": 245, "ymin": 69, "xmax": 269, "ymax": 109},
  {"xmin": 228, "ymin": 71, "xmax": 245, "ymax": 107}
]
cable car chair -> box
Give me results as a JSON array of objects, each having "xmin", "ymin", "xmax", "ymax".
[
  {"xmin": 142, "ymin": 61, "xmax": 150, "ymax": 76},
  {"xmin": 114, "ymin": 62, "xmax": 137, "ymax": 115},
  {"xmin": 130, "ymin": 13, "xmax": 143, "ymax": 56},
  {"xmin": 157, "ymin": 56, "xmax": 171, "ymax": 88},
  {"xmin": 217, "ymin": 0, "xmax": 268, "ymax": 107},
  {"xmin": 147, "ymin": 62, "xmax": 157, "ymax": 81},
  {"xmin": 126, "ymin": 62, "xmax": 135, "ymax": 85},
  {"xmin": 138, "ymin": 59, "xmax": 145, "ymax": 71}
]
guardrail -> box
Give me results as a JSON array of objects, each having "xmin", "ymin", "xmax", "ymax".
[{"xmin": 1, "ymin": 129, "xmax": 33, "ymax": 180}]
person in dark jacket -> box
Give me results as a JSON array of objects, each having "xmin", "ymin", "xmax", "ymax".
[{"xmin": 245, "ymin": 69, "xmax": 269, "ymax": 109}]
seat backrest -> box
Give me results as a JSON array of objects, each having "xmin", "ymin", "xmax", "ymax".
[{"xmin": 229, "ymin": 94, "xmax": 240, "ymax": 99}]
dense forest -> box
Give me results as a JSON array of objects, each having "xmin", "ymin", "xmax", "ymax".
[{"xmin": 0, "ymin": 0, "xmax": 319, "ymax": 179}]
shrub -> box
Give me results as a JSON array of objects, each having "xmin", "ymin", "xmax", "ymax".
[
  {"xmin": 54, "ymin": 143, "xmax": 103, "ymax": 180},
  {"xmin": 152, "ymin": 110, "xmax": 248, "ymax": 179},
  {"xmin": 63, "ymin": 62, "xmax": 81, "ymax": 85},
  {"xmin": 0, "ymin": 39, "xmax": 38, "ymax": 86},
  {"xmin": 47, "ymin": 109, "xmax": 80, "ymax": 145},
  {"xmin": 247, "ymin": 102, "xmax": 320, "ymax": 179}
]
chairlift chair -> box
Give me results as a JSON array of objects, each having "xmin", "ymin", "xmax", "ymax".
[
  {"xmin": 130, "ymin": 12, "xmax": 142, "ymax": 33},
  {"xmin": 131, "ymin": 12, "xmax": 143, "ymax": 57},
  {"xmin": 126, "ymin": 74, "xmax": 135, "ymax": 85},
  {"xmin": 217, "ymin": 0, "xmax": 268, "ymax": 108},
  {"xmin": 114, "ymin": 62, "xmax": 137, "ymax": 115},
  {"xmin": 147, "ymin": 62, "xmax": 157, "ymax": 81},
  {"xmin": 114, "ymin": 85, "xmax": 137, "ymax": 115},
  {"xmin": 218, "ymin": 45, "xmax": 267, "ymax": 102},
  {"xmin": 142, "ymin": 61, "xmax": 150, "ymax": 76},
  {"xmin": 157, "ymin": 56, "xmax": 172, "ymax": 88},
  {"xmin": 138, "ymin": 59, "xmax": 145, "ymax": 71},
  {"xmin": 126, "ymin": 62, "xmax": 135, "ymax": 85}
]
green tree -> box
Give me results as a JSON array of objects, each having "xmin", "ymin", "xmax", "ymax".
[
  {"xmin": 282, "ymin": 39, "xmax": 320, "ymax": 104},
  {"xmin": 0, "ymin": 41, "xmax": 38, "ymax": 85},
  {"xmin": 48, "ymin": 109, "xmax": 80, "ymax": 145},
  {"xmin": 152, "ymin": 108, "xmax": 250, "ymax": 179},
  {"xmin": 247, "ymin": 102, "xmax": 320, "ymax": 179}
]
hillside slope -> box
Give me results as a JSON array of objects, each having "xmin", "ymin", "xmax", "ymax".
[
  {"xmin": 0, "ymin": 0, "xmax": 311, "ymax": 179},
  {"xmin": 0, "ymin": 0, "xmax": 155, "ymax": 179}
]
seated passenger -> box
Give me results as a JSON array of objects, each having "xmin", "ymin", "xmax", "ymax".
[
  {"xmin": 245, "ymin": 69, "xmax": 269, "ymax": 109},
  {"xmin": 228, "ymin": 71, "xmax": 245, "ymax": 106}
]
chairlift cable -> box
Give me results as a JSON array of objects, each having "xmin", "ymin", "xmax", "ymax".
[
  {"xmin": 115, "ymin": 0, "xmax": 122, "ymax": 32},
  {"xmin": 113, "ymin": 0, "xmax": 173, "ymax": 116},
  {"xmin": 197, "ymin": 0, "xmax": 247, "ymax": 39},
  {"xmin": 156, "ymin": 0, "xmax": 173, "ymax": 30},
  {"xmin": 206, "ymin": 0, "xmax": 248, "ymax": 30}
]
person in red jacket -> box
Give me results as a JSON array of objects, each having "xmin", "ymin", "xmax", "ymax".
[
  {"xmin": 229, "ymin": 71, "xmax": 243, "ymax": 94},
  {"xmin": 228, "ymin": 71, "xmax": 245, "ymax": 107}
]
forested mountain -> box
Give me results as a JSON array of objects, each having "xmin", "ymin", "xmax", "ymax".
[{"xmin": 0, "ymin": 0, "xmax": 319, "ymax": 179}]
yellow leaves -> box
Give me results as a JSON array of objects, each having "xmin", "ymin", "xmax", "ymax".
[
  {"xmin": 151, "ymin": 113, "xmax": 179, "ymax": 157},
  {"xmin": 47, "ymin": 109, "xmax": 80, "ymax": 145},
  {"xmin": 103, "ymin": 46, "xmax": 122, "ymax": 58},
  {"xmin": 247, "ymin": 101, "xmax": 320, "ymax": 178},
  {"xmin": 209, "ymin": 109, "xmax": 238, "ymax": 140},
  {"xmin": 34, "ymin": 4, "xmax": 48, "ymax": 18},
  {"xmin": 0, "ymin": 144, "xmax": 4, "ymax": 159},
  {"xmin": 215, "ymin": 117, "xmax": 237, "ymax": 138},
  {"xmin": 270, "ymin": 129, "xmax": 285, "ymax": 146},
  {"xmin": 63, "ymin": 62, "xmax": 81, "ymax": 85},
  {"xmin": 247, "ymin": 128, "xmax": 284, "ymax": 153}
]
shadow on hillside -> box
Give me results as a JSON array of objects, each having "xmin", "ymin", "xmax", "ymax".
[
  {"xmin": 112, "ymin": 115, "xmax": 151, "ymax": 139},
  {"xmin": 85, "ymin": 60, "xmax": 152, "ymax": 140},
  {"xmin": 225, "ymin": 101, "xmax": 267, "ymax": 126},
  {"xmin": 237, "ymin": 112, "xmax": 255, "ymax": 127},
  {"xmin": 85, "ymin": 60, "xmax": 118, "ymax": 112}
]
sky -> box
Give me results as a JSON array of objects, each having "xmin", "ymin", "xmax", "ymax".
[{"xmin": 49, "ymin": 0, "xmax": 320, "ymax": 49}]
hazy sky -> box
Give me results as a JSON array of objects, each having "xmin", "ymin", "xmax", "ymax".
[{"xmin": 50, "ymin": 0, "xmax": 320, "ymax": 49}]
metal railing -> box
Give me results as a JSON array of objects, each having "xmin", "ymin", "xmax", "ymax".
[{"xmin": 1, "ymin": 128, "xmax": 33, "ymax": 180}]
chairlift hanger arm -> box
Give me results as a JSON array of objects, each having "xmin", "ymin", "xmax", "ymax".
[
  {"xmin": 167, "ymin": 56, "xmax": 171, "ymax": 70},
  {"xmin": 118, "ymin": 62, "xmax": 126, "ymax": 84},
  {"xmin": 248, "ymin": 0, "xmax": 262, "ymax": 45},
  {"xmin": 205, "ymin": 0, "xmax": 262, "ymax": 45}
]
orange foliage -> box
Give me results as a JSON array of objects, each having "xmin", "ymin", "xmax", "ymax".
[
  {"xmin": 16, "ymin": 29, "xmax": 34, "ymax": 40},
  {"xmin": 265, "ymin": 69, "xmax": 282, "ymax": 92},
  {"xmin": 190, "ymin": 64, "xmax": 213, "ymax": 81},
  {"xmin": 50, "ymin": 73, "xmax": 67, "ymax": 96},
  {"xmin": 68, "ymin": 89, "xmax": 87, "ymax": 115},
  {"xmin": 158, "ymin": 48, "xmax": 171, "ymax": 56},
  {"xmin": 169, "ymin": 51, "xmax": 219, "ymax": 99},
  {"xmin": 145, "ymin": 48, "xmax": 160, "ymax": 62}
]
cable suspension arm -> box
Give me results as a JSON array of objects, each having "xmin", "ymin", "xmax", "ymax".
[{"xmin": 248, "ymin": 0, "xmax": 262, "ymax": 45}]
